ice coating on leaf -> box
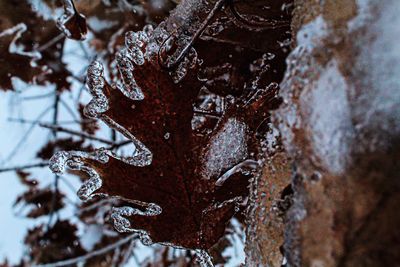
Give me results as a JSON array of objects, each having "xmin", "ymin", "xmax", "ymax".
[
  {"xmin": 195, "ymin": 250, "xmax": 214, "ymax": 267},
  {"xmin": 111, "ymin": 203, "xmax": 162, "ymax": 234},
  {"xmin": 47, "ymin": 0, "xmax": 285, "ymax": 258},
  {"xmin": 49, "ymin": 149, "xmax": 108, "ymax": 200},
  {"xmin": 111, "ymin": 208, "xmax": 154, "ymax": 244},
  {"xmin": 84, "ymin": 59, "xmax": 153, "ymax": 167},
  {"xmin": 201, "ymin": 118, "xmax": 249, "ymax": 179},
  {"xmin": 170, "ymin": 47, "xmax": 198, "ymax": 83},
  {"xmin": 125, "ymin": 31, "xmax": 145, "ymax": 65},
  {"xmin": 85, "ymin": 61, "xmax": 109, "ymax": 118},
  {"xmin": 115, "ymin": 48, "xmax": 144, "ymax": 100}
]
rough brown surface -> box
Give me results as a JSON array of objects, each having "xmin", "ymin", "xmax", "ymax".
[
  {"xmin": 245, "ymin": 151, "xmax": 291, "ymax": 266},
  {"xmin": 271, "ymin": 0, "xmax": 400, "ymax": 266}
]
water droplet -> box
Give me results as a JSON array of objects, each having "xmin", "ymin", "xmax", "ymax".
[{"xmin": 164, "ymin": 132, "xmax": 170, "ymax": 139}]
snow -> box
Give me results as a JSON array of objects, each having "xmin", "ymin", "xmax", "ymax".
[
  {"xmin": 202, "ymin": 118, "xmax": 248, "ymax": 180},
  {"xmin": 276, "ymin": 0, "xmax": 400, "ymax": 176}
]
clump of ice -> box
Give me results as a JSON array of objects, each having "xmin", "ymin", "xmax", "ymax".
[{"xmin": 201, "ymin": 118, "xmax": 248, "ymax": 180}]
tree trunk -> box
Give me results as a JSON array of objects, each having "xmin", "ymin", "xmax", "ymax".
[{"xmin": 246, "ymin": 0, "xmax": 400, "ymax": 266}]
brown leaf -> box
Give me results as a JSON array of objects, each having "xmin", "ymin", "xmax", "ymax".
[
  {"xmin": 78, "ymin": 103, "xmax": 99, "ymax": 135},
  {"xmin": 0, "ymin": 1, "xmax": 72, "ymax": 91},
  {"xmin": 14, "ymin": 186, "xmax": 64, "ymax": 218},
  {"xmin": 25, "ymin": 221, "xmax": 85, "ymax": 264},
  {"xmin": 50, "ymin": 0, "xmax": 290, "ymax": 250},
  {"xmin": 16, "ymin": 170, "xmax": 38, "ymax": 187},
  {"xmin": 0, "ymin": 23, "xmax": 42, "ymax": 91}
]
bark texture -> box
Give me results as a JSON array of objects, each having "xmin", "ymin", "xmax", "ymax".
[{"xmin": 247, "ymin": 0, "xmax": 400, "ymax": 266}]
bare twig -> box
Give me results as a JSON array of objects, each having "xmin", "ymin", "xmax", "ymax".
[
  {"xmin": 39, "ymin": 123, "xmax": 115, "ymax": 145},
  {"xmin": 22, "ymin": 91, "xmax": 56, "ymax": 101},
  {"xmin": 47, "ymin": 174, "xmax": 60, "ymax": 227},
  {"xmin": 121, "ymin": 240, "xmax": 136, "ymax": 266},
  {"xmin": 59, "ymin": 97, "xmax": 79, "ymax": 121},
  {"xmin": 37, "ymin": 33, "xmax": 65, "ymax": 52},
  {"xmin": 0, "ymin": 162, "xmax": 49, "ymax": 173},
  {"xmin": 48, "ymin": 92, "xmax": 61, "ymax": 228},
  {"xmin": 75, "ymin": 198, "xmax": 118, "ymax": 216},
  {"xmin": 33, "ymin": 234, "xmax": 138, "ymax": 267},
  {"xmin": 8, "ymin": 118, "xmax": 92, "ymax": 125}
]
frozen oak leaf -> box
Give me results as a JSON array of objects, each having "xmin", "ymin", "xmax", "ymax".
[{"xmin": 50, "ymin": 0, "xmax": 283, "ymax": 251}]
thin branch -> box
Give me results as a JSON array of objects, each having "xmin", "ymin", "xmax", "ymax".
[
  {"xmin": 33, "ymin": 234, "xmax": 138, "ymax": 267},
  {"xmin": 121, "ymin": 240, "xmax": 136, "ymax": 266},
  {"xmin": 75, "ymin": 198, "xmax": 118, "ymax": 216},
  {"xmin": 21, "ymin": 91, "xmax": 56, "ymax": 101},
  {"xmin": 7, "ymin": 118, "xmax": 92, "ymax": 125},
  {"xmin": 106, "ymin": 140, "xmax": 131, "ymax": 150},
  {"xmin": 47, "ymin": 174, "xmax": 60, "ymax": 228},
  {"xmin": 3, "ymin": 105, "xmax": 53, "ymax": 164},
  {"xmin": 59, "ymin": 97, "xmax": 79, "ymax": 121},
  {"xmin": 48, "ymin": 92, "xmax": 61, "ymax": 228},
  {"xmin": 37, "ymin": 33, "xmax": 65, "ymax": 52},
  {"xmin": 39, "ymin": 123, "xmax": 115, "ymax": 145},
  {"xmin": 0, "ymin": 162, "xmax": 49, "ymax": 173}
]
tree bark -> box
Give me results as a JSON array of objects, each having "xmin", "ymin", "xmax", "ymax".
[{"xmin": 247, "ymin": 0, "xmax": 400, "ymax": 266}]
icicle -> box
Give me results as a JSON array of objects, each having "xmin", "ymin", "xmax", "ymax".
[{"xmin": 49, "ymin": 149, "xmax": 109, "ymax": 200}]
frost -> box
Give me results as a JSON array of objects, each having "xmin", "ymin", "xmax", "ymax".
[
  {"xmin": 49, "ymin": 149, "xmax": 108, "ymax": 200},
  {"xmin": 276, "ymin": 1, "xmax": 400, "ymax": 175},
  {"xmin": 305, "ymin": 59, "xmax": 353, "ymax": 174},
  {"xmin": 201, "ymin": 118, "xmax": 248, "ymax": 180}
]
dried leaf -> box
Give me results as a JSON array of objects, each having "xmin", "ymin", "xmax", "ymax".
[
  {"xmin": 50, "ymin": 0, "xmax": 290, "ymax": 251},
  {"xmin": 14, "ymin": 187, "xmax": 64, "ymax": 218},
  {"xmin": 24, "ymin": 221, "xmax": 85, "ymax": 264}
]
